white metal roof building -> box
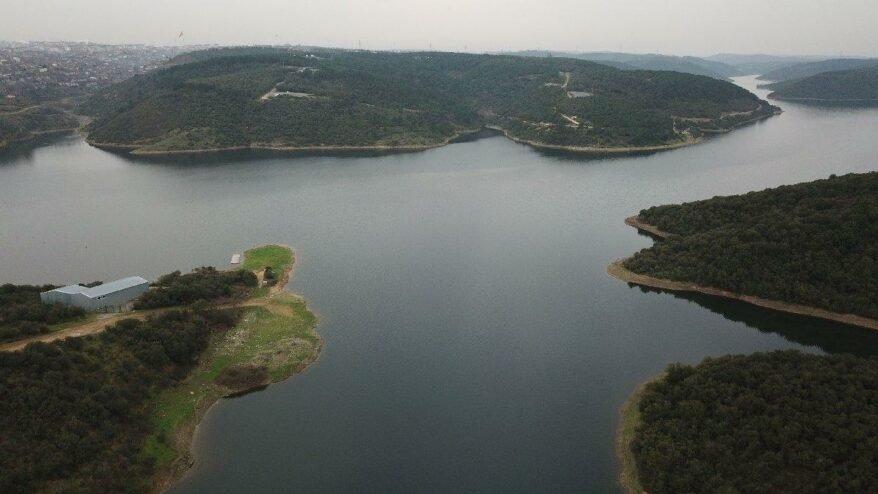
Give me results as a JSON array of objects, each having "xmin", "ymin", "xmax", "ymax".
[{"xmin": 40, "ymin": 276, "xmax": 150, "ymax": 312}]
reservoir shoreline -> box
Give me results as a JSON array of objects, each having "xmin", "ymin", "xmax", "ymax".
[
  {"xmin": 86, "ymin": 128, "xmax": 485, "ymax": 156},
  {"xmin": 84, "ymin": 108, "xmax": 779, "ymax": 157},
  {"xmin": 616, "ymin": 374, "xmax": 663, "ymax": 494},
  {"xmin": 609, "ymin": 218, "xmax": 878, "ymax": 332}
]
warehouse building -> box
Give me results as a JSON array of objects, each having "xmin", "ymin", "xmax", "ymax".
[{"xmin": 40, "ymin": 276, "xmax": 150, "ymax": 312}]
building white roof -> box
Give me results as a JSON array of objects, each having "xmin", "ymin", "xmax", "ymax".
[
  {"xmin": 53, "ymin": 284, "xmax": 90, "ymax": 295},
  {"xmin": 49, "ymin": 276, "xmax": 149, "ymax": 299}
]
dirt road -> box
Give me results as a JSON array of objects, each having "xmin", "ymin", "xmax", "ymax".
[{"xmin": 0, "ymin": 259, "xmax": 295, "ymax": 352}]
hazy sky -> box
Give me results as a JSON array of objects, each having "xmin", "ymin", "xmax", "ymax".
[{"xmin": 4, "ymin": 0, "xmax": 877, "ymax": 56}]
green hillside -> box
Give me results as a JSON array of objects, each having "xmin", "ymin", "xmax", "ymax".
[
  {"xmin": 766, "ymin": 65, "xmax": 878, "ymax": 101},
  {"xmin": 758, "ymin": 58, "xmax": 877, "ymax": 82},
  {"xmin": 81, "ymin": 48, "xmax": 777, "ymax": 154},
  {"xmin": 624, "ymin": 172, "xmax": 878, "ymax": 319}
]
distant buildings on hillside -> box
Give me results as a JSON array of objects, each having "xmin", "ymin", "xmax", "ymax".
[{"xmin": 0, "ymin": 41, "xmax": 188, "ymax": 106}]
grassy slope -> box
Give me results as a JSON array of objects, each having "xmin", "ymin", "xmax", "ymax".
[
  {"xmin": 46, "ymin": 313, "xmax": 98, "ymax": 332},
  {"xmin": 142, "ymin": 245, "xmax": 320, "ymax": 487},
  {"xmin": 242, "ymin": 244, "xmax": 293, "ymax": 273}
]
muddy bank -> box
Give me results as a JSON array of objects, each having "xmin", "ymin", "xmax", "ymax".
[{"xmin": 607, "ymin": 260, "xmax": 878, "ymax": 332}]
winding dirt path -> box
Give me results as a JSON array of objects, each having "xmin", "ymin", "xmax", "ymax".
[
  {"xmin": 0, "ymin": 312, "xmax": 151, "ymax": 352},
  {"xmin": 1, "ymin": 104, "xmax": 40, "ymax": 115}
]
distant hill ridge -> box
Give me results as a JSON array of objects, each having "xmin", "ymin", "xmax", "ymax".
[
  {"xmin": 704, "ymin": 53, "xmax": 822, "ymax": 76},
  {"xmin": 507, "ymin": 51, "xmax": 738, "ymax": 80},
  {"xmin": 766, "ymin": 65, "xmax": 878, "ymax": 101},
  {"xmin": 759, "ymin": 58, "xmax": 878, "ymax": 82}
]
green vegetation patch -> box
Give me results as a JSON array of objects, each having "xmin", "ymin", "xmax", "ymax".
[
  {"xmin": 242, "ymin": 244, "xmax": 294, "ymax": 274},
  {"xmin": 144, "ymin": 293, "xmax": 319, "ymax": 471},
  {"xmin": 629, "ymin": 351, "xmax": 878, "ymax": 493},
  {"xmin": 0, "ymin": 283, "xmax": 88, "ymax": 342},
  {"xmin": 624, "ymin": 172, "xmax": 878, "ymax": 319},
  {"xmin": 134, "ymin": 266, "xmax": 257, "ymax": 309}
]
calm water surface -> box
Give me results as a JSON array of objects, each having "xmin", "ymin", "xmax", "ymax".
[{"xmin": 2, "ymin": 77, "xmax": 878, "ymax": 493}]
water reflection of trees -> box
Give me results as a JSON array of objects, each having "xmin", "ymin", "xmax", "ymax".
[
  {"xmin": 0, "ymin": 133, "xmax": 71, "ymax": 165},
  {"xmin": 631, "ymin": 284, "xmax": 878, "ymax": 357}
]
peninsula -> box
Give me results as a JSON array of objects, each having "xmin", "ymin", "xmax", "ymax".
[
  {"xmin": 609, "ymin": 172, "xmax": 878, "ymax": 330},
  {"xmin": 0, "ymin": 245, "xmax": 321, "ymax": 494},
  {"xmin": 81, "ymin": 47, "xmax": 779, "ymax": 155}
]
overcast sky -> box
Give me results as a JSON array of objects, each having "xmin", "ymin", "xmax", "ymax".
[{"xmin": 4, "ymin": 0, "xmax": 877, "ymax": 56}]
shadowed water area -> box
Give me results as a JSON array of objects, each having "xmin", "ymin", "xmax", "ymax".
[{"xmin": 1, "ymin": 77, "xmax": 877, "ymax": 492}]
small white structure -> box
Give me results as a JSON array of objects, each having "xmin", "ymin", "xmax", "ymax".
[
  {"xmin": 567, "ymin": 91, "xmax": 594, "ymax": 98},
  {"xmin": 40, "ymin": 276, "xmax": 150, "ymax": 312},
  {"xmin": 230, "ymin": 254, "xmax": 241, "ymax": 265}
]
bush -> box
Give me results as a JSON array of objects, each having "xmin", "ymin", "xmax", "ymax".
[
  {"xmin": 0, "ymin": 284, "xmax": 86, "ymax": 342},
  {"xmin": 134, "ymin": 267, "xmax": 257, "ymax": 309}
]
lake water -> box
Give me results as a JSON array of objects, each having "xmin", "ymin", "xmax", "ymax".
[{"xmin": 2, "ymin": 77, "xmax": 878, "ymax": 493}]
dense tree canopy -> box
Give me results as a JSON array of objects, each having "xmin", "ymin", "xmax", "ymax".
[
  {"xmin": 133, "ymin": 266, "xmax": 257, "ymax": 309},
  {"xmin": 625, "ymin": 172, "xmax": 878, "ymax": 318},
  {"xmin": 0, "ymin": 283, "xmax": 86, "ymax": 342},
  {"xmin": 0, "ymin": 308, "xmax": 241, "ymax": 493},
  {"xmin": 82, "ymin": 48, "xmax": 776, "ymax": 153},
  {"xmin": 633, "ymin": 351, "xmax": 878, "ymax": 493}
]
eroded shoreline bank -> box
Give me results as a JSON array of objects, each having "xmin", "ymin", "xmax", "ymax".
[{"xmin": 86, "ymin": 127, "xmax": 484, "ymax": 156}]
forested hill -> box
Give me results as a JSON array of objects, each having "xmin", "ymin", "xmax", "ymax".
[
  {"xmin": 631, "ymin": 351, "xmax": 878, "ymax": 494},
  {"xmin": 758, "ymin": 58, "xmax": 878, "ymax": 82},
  {"xmin": 81, "ymin": 47, "xmax": 777, "ymax": 154},
  {"xmin": 624, "ymin": 172, "xmax": 878, "ymax": 319},
  {"xmin": 766, "ymin": 65, "xmax": 878, "ymax": 101}
]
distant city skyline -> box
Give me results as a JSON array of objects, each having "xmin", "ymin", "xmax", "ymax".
[{"xmin": 3, "ymin": 0, "xmax": 878, "ymax": 57}]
